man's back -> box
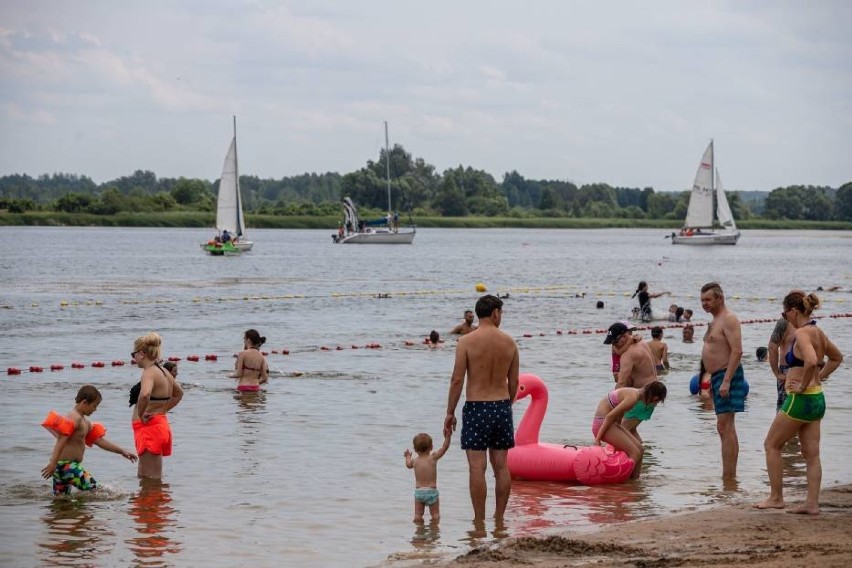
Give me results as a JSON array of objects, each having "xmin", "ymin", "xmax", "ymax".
[
  {"xmin": 458, "ymin": 327, "xmax": 518, "ymax": 401},
  {"xmin": 618, "ymin": 340, "xmax": 657, "ymax": 388}
]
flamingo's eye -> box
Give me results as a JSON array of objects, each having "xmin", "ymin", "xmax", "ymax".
[{"xmin": 519, "ymin": 385, "xmax": 525, "ymax": 391}]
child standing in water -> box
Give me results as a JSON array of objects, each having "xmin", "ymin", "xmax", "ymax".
[
  {"xmin": 648, "ymin": 326, "xmax": 670, "ymax": 374},
  {"xmin": 404, "ymin": 431, "xmax": 451, "ymax": 523},
  {"xmin": 41, "ymin": 385, "xmax": 137, "ymax": 495}
]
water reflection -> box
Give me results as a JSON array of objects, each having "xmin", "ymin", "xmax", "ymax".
[
  {"xmin": 127, "ymin": 479, "xmax": 181, "ymax": 564},
  {"xmin": 410, "ymin": 520, "xmax": 440, "ymax": 550},
  {"xmin": 39, "ymin": 498, "xmax": 114, "ymax": 566}
]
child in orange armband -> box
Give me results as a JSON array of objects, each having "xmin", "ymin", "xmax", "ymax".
[{"xmin": 41, "ymin": 385, "xmax": 137, "ymax": 495}]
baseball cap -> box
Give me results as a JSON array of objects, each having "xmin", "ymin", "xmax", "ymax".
[
  {"xmin": 604, "ymin": 322, "xmax": 630, "ymax": 345},
  {"xmin": 619, "ymin": 320, "xmax": 638, "ymax": 331}
]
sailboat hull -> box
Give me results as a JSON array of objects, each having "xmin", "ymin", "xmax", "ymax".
[
  {"xmin": 337, "ymin": 230, "xmax": 415, "ymax": 244},
  {"xmin": 672, "ymin": 231, "xmax": 740, "ymax": 245}
]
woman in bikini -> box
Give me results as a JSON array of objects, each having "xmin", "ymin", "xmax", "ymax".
[
  {"xmin": 755, "ymin": 291, "xmax": 843, "ymax": 514},
  {"xmin": 130, "ymin": 332, "xmax": 183, "ymax": 479},
  {"xmin": 232, "ymin": 329, "xmax": 269, "ymax": 392},
  {"xmin": 592, "ymin": 381, "xmax": 667, "ymax": 479}
]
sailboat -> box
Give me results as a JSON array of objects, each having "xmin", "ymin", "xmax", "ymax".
[
  {"xmin": 332, "ymin": 122, "xmax": 416, "ymax": 244},
  {"xmin": 670, "ymin": 140, "xmax": 741, "ymax": 245},
  {"xmin": 201, "ymin": 116, "xmax": 254, "ymax": 255}
]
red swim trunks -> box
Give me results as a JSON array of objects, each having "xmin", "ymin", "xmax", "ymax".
[{"xmin": 133, "ymin": 414, "xmax": 172, "ymax": 456}]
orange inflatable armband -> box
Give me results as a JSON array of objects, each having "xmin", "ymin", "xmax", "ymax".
[
  {"xmin": 42, "ymin": 410, "xmax": 76, "ymax": 438},
  {"xmin": 85, "ymin": 422, "xmax": 106, "ymax": 447}
]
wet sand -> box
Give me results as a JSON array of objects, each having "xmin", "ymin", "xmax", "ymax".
[{"xmin": 430, "ymin": 484, "xmax": 852, "ymax": 567}]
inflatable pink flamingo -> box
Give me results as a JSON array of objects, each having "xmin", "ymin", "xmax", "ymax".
[{"xmin": 508, "ymin": 373, "xmax": 635, "ymax": 485}]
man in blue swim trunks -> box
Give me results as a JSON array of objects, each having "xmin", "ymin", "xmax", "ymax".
[
  {"xmin": 700, "ymin": 282, "xmax": 744, "ymax": 485},
  {"xmin": 445, "ymin": 295, "xmax": 519, "ymax": 523}
]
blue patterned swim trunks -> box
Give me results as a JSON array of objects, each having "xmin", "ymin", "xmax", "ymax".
[{"xmin": 461, "ymin": 399, "xmax": 515, "ymax": 451}]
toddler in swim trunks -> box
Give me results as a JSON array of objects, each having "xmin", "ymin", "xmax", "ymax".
[
  {"xmin": 403, "ymin": 431, "xmax": 451, "ymax": 523},
  {"xmin": 41, "ymin": 385, "xmax": 137, "ymax": 495}
]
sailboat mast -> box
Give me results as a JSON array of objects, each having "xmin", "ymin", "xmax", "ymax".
[
  {"xmin": 710, "ymin": 138, "xmax": 716, "ymax": 228},
  {"xmin": 384, "ymin": 121, "xmax": 392, "ymax": 216},
  {"xmin": 233, "ymin": 115, "xmax": 243, "ymax": 236}
]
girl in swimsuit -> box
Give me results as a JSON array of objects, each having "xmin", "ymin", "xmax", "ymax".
[
  {"xmin": 592, "ymin": 381, "xmax": 667, "ymax": 479},
  {"xmin": 755, "ymin": 291, "xmax": 843, "ymax": 515},
  {"xmin": 232, "ymin": 329, "xmax": 269, "ymax": 392},
  {"xmin": 131, "ymin": 332, "xmax": 183, "ymax": 479}
]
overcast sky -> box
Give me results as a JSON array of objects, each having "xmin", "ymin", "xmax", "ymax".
[{"xmin": 1, "ymin": 1, "xmax": 850, "ymax": 192}]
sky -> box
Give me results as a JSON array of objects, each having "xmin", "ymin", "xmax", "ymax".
[{"xmin": 1, "ymin": 1, "xmax": 850, "ymax": 192}]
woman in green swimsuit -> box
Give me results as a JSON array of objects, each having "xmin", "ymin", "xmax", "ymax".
[{"xmin": 755, "ymin": 291, "xmax": 843, "ymax": 515}]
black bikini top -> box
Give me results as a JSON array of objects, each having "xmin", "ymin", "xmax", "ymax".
[{"xmin": 128, "ymin": 364, "xmax": 172, "ymax": 406}]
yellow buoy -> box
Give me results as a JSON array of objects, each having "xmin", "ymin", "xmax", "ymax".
[{"xmin": 475, "ymin": 282, "xmax": 487, "ymax": 293}]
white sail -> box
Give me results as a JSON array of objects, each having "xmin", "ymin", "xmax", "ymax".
[
  {"xmin": 715, "ymin": 169, "xmax": 736, "ymax": 230},
  {"xmin": 683, "ymin": 141, "xmax": 714, "ymax": 229},
  {"xmin": 215, "ymin": 136, "xmax": 245, "ymax": 236}
]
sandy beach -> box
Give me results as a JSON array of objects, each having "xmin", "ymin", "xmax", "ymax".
[{"xmin": 428, "ymin": 484, "xmax": 852, "ymax": 567}]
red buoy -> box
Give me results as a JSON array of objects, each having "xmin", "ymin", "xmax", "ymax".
[
  {"xmin": 91, "ymin": 361, "xmax": 105, "ymax": 368},
  {"xmin": 71, "ymin": 362, "xmax": 85, "ymax": 369},
  {"xmin": 7, "ymin": 367, "xmax": 22, "ymax": 375},
  {"xmin": 29, "ymin": 366, "xmax": 44, "ymax": 373},
  {"xmin": 205, "ymin": 354, "xmax": 218, "ymax": 361},
  {"xmin": 187, "ymin": 355, "xmax": 200, "ymax": 362},
  {"xmin": 50, "ymin": 364, "xmax": 65, "ymax": 371}
]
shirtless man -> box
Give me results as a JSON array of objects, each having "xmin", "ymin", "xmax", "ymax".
[
  {"xmin": 450, "ymin": 310, "xmax": 477, "ymax": 335},
  {"xmin": 768, "ymin": 317, "xmax": 796, "ymax": 412},
  {"xmin": 605, "ymin": 322, "xmax": 658, "ymax": 443},
  {"xmin": 444, "ymin": 295, "xmax": 519, "ymax": 522},
  {"xmin": 700, "ymin": 282, "xmax": 745, "ymax": 483}
]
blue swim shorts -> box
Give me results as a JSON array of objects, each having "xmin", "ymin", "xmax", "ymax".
[
  {"xmin": 414, "ymin": 487, "xmax": 439, "ymax": 506},
  {"xmin": 461, "ymin": 399, "xmax": 515, "ymax": 451},
  {"xmin": 711, "ymin": 364, "xmax": 746, "ymax": 415}
]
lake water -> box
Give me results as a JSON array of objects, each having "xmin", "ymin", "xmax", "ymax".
[{"xmin": 1, "ymin": 227, "xmax": 850, "ymax": 567}]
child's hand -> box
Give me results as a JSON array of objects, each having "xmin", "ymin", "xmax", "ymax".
[
  {"xmin": 404, "ymin": 449, "xmax": 411, "ymax": 459},
  {"xmin": 41, "ymin": 463, "xmax": 55, "ymax": 479},
  {"xmin": 122, "ymin": 450, "xmax": 138, "ymax": 463}
]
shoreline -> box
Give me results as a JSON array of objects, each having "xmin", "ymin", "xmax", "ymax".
[{"xmin": 412, "ymin": 484, "xmax": 852, "ymax": 567}]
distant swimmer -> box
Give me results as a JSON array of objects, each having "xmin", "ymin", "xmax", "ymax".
[
  {"xmin": 232, "ymin": 329, "xmax": 269, "ymax": 392},
  {"xmin": 632, "ymin": 281, "xmax": 670, "ymax": 322},
  {"xmin": 449, "ymin": 310, "xmax": 477, "ymax": 335},
  {"xmin": 42, "ymin": 385, "xmax": 137, "ymax": 495},
  {"xmin": 428, "ymin": 330, "xmax": 443, "ymax": 348},
  {"xmin": 649, "ymin": 326, "xmax": 670, "ymax": 374}
]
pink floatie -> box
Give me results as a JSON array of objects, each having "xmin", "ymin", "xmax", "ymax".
[{"xmin": 508, "ymin": 373, "xmax": 634, "ymax": 485}]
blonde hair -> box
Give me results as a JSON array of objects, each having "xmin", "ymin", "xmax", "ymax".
[
  {"xmin": 134, "ymin": 332, "xmax": 162, "ymax": 360},
  {"xmin": 784, "ymin": 290, "xmax": 820, "ymax": 317}
]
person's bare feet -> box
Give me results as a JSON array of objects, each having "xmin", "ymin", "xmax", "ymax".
[
  {"xmin": 753, "ymin": 499, "xmax": 785, "ymax": 510},
  {"xmin": 787, "ymin": 504, "xmax": 819, "ymax": 515}
]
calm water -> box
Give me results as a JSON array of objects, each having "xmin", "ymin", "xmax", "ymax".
[{"xmin": 1, "ymin": 227, "xmax": 850, "ymax": 567}]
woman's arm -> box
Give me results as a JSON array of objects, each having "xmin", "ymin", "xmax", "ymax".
[{"xmin": 818, "ymin": 336, "xmax": 843, "ymax": 382}]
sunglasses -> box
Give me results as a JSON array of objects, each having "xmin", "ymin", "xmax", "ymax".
[{"xmin": 131, "ymin": 350, "xmax": 142, "ymax": 358}]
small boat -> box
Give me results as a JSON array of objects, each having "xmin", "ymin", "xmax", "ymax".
[
  {"xmin": 332, "ymin": 122, "xmax": 415, "ymax": 244},
  {"xmin": 201, "ymin": 116, "xmax": 253, "ymax": 254},
  {"xmin": 669, "ymin": 140, "xmax": 740, "ymax": 245}
]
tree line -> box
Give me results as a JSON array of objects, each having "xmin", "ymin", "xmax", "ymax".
[{"xmin": 1, "ymin": 145, "xmax": 850, "ymax": 222}]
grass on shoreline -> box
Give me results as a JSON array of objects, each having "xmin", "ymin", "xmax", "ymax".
[{"xmin": 1, "ymin": 211, "xmax": 850, "ymax": 231}]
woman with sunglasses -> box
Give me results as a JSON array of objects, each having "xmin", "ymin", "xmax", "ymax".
[
  {"xmin": 130, "ymin": 332, "xmax": 184, "ymax": 479},
  {"xmin": 755, "ymin": 291, "xmax": 842, "ymax": 514}
]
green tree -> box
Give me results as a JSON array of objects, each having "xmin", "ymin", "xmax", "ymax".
[
  {"xmin": 54, "ymin": 192, "xmax": 93, "ymax": 213},
  {"xmin": 432, "ymin": 176, "xmax": 468, "ymax": 216},
  {"xmin": 835, "ymin": 182, "xmax": 852, "ymax": 221}
]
